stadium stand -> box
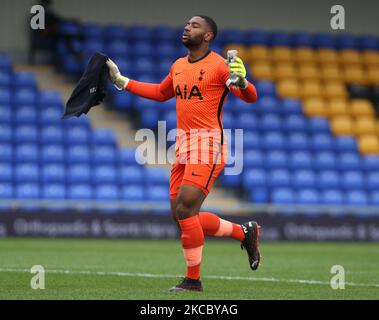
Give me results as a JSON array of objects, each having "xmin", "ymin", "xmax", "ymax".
[{"xmin": 2, "ymin": 22, "xmax": 379, "ymax": 214}]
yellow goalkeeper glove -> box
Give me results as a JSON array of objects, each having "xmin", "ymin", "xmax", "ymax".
[{"xmin": 227, "ymin": 56, "xmax": 248, "ymax": 89}]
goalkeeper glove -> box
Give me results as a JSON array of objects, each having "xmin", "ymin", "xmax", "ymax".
[
  {"xmin": 227, "ymin": 56, "xmax": 248, "ymax": 89},
  {"xmin": 106, "ymin": 58, "xmax": 130, "ymax": 90}
]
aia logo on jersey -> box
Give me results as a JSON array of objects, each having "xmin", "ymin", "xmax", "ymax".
[{"xmin": 175, "ymin": 84, "xmax": 203, "ymax": 100}]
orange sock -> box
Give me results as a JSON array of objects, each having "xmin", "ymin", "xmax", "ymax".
[
  {"xmin": 198, "ymin": 212, "xmax": 245, "ymax": 241},
  {"xmin": 178, "ymin": 215, "xmax": 204, "ymax": 280}
]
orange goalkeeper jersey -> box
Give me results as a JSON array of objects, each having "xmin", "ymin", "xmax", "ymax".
[{"xmin": 125, "ymin": 50, "xmax": 258, "ymax": 151}]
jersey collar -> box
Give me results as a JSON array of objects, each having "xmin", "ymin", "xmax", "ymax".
[{"xmin": 187, "ymin": 49, "xmax": 212, "ymax": 64}]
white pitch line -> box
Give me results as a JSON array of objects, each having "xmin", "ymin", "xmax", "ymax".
[{"xmin": 1, "ymin": 267, "xmax": 378, "ymax": 289}]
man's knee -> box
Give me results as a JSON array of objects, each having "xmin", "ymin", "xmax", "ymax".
[{"xmin": 176, "ymin": 193, "xmax": 197, "ymax": 220}]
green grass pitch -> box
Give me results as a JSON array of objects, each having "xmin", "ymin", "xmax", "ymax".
[{"xmin": 0, "ymin": 238, "xmax": 378, "ymax": 299}]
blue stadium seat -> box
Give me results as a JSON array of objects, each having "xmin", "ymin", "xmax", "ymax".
[
  {"xmin": 83, "ymin": 40, "xmax": 104, "ymax": 54},
  {"xmin": 335, "ymin": 136, "xmax": 357, "ymax": 153},
  {"xmin": 341, "ymin": 171, "xmax": 364, "ymax": 190},
  {"xmin": 313, "ymin": 33, "xmax": 335, "ymax": 48},
  {"xmin": 0, "ymin": 163, "xmax": 12, "ymax": 182},
  {"xmin": 321, "ymin": 189, "xmax": 344, "ymax": 205},
  {"xmin": 268, "ymin": 169, "xmax": 291, "ymax": 188},
  {"xmin": 221, "ymin": 173, "xmax": 241, "ymax": 188},
  {"xmin": 362, "ymin": 155, "xmax": 379, "ymax": 171},
  {"xmin": 311, "ymin": 134, "xmax": 334, "ymax": 151},
  {"xmin": 93, "ymin": 166, "xmax": 117, "ymax": 184},
  {"xmin": 67, "ymin": 164, "xmax": 91, "ymax": 184},
  {"xmin": 345, "ymin": 190, "xmax": 368, "ymax": 206},
  {"xmin": 257, "ymin": 96, "xmax": 281, "ymax": 114},
  {"xmin": 165, "ymin": 110, "xmax": 177, "ymax": 131},
  {"xmin": 13, "ymin": 88, "xmax": 37, "ymax": 105},
  {"xmin": 0, "ymin": 144, "xmax": 12, "ymax": 161},
  {"xmin": 68, "ymin": 184, "xmax": 93, "ymax": 200},
  {"xmin": 266, "ymin": 151, "xmax": 287, "ymax": 169},
  {"xmin": 244, "ymin": 30, "xmax": 269, "ymax": 45},
  {"xmin": 118, "ymin": 148, "xmax": 138, "ymax": 165},
  {"xmin": 113, "ymin": 91, "xmax": 133, "ymax": 110},
  {"xmin": 63, "ymin": 116, "xmax": 90, "ymax": 129},
  {"xmin": 91, "ymin": 129, "xmax": 116, "ymax": 146},
  {"xmin": 42, "ymin": 184, "xmax": 66, "ymax": 199},
  {"xmin": 259, "ymin": 114, "xmax": 282, "ymax": 131},
  {"xmin": 0, "ymin": 71, "xmax": 11, "ymax": 87},
  {"xmin": 317, "ymin": 170, "xmax": 340, "ymax": 189},
  {"xmin": 237, "ymin": 113, "xmax": 258, "ymax": 130},
  {"xmin": 287, "ymin": 133, "xmax": 309, "ymax": 151},
  {"xmin": 262, "ymin": 132, "xmax": 285, "ymax": 150},
  {"xmin": 291, "ymin": 32, "xmax": 313, "ymax": 47},
  {"xmin": 59, "ymin": 21, "xmax": 80, "ymax": 36},
  {"xmin": 140, "ymin": 109, "xmax": 159, "ymax": 129},
  {"xmin": 366, "ymin": 172, "xmax": 379, "ymax": 191},
  {"xmin": 370, "ymin": 191, "xmax": 379, "ymax": 206},
  {"xmin": 315, "ymin": 152, "xmax": 337, "ymax": 170},
  {"xmin": 42, "ymin": 164, "xmax": 66, "ymax": 183},
  {"xmin": 271, "ymin": 188, "xmax": 294, "ymax": 204},
  {"xmin": 0, "ymin": 88, "xmax": 11, "ymax": 104},
  {"xmin": 249, "ymin": 188, "xmax": 269, "ymax": 203},
  {"xmin": 40, "ymin": 145, "xmax": 65, "ymax": 163},
  {"xmin": 0, "ymin": 125, "xmax": 12, "ymax": 143},
  {"xmin": 95, "ymin": 184, "xmax": 119, "ymax": 201},
  {"xmin": 92, "ymin": 146, "xmax": 117, "ymax": 164},
  {"xmin": 15, "ymin": 144, "xmax": 39, "ymax": 163},
  {"xmin": 244, "ymin": 150, "xmax": 264, "ymax": 168},
  {"xmin": 222, "ymin": 112, "xmax": 234, "ymax": 129},
  {"xmin": 15, "ymin": 163, "xmax": 39, "ymax": 183},
  {"xmin": 40, "ymin": 126, "xmax": 63, "ymax": 144},
  {"xmin": 0, "ymin": 183, "xmax": 12, "ymax": 198},
  {"xmin": 40, "ymin": 107, "xmax": 62, "ymax": 125},
  {"xmin": 14, "ymin": 107, "xmax": 38, "ymax": 124},
  {"xmin": 146, "ymin": 186, "xmax": 168, "ymax": 201},
  {"xmin": 243, "ymin": 169, "xmax": 267, "ymax": 188},
  {"xmin": 63, "ymin": 55, "xmax": 82, "ymax": 74},
  {"xmin": 309, "ymin": 117, "xmax": 330, "ymax": 134},
  {"xmin": 128, "ymin": 26, "xmax": 152, "ymax": 42},
  {"xmin": 254, "ymin": 81, "xmax": 276, "ymax": 97},
  {"xmin": 289, "ymin": 151, "xmax": 313, "ymax": 170},
  {"xmin": 283, "ymin": 115, "xmax": 307, "ymax": 133},
  {"xmin": 12, "ymin": 72, "xmax": 37, "ymax": 89},
  {"xmin": 16, "ymin": 183, "xmax": 39, "ymax": 199},
  {"xmin": 119, "ymin": 166, "xmax": 143, "ymax": 184},
  {"xmin": 0, "ymin": 107, "xmax": 11, "ymax": 123},
  {"xmin": 107, "ymin": 40, "xmax": 130, "ymax": 57},
  {"xmin": 66, "ymin": 145, "xmax": 90, "ymax": 163},
  {"xmin": 358, "ymin": 35, "xmax": 379, "ymax": 50},
  {"xmin": 292, "ymin": 170, "xmax": 316, "ymax": 189},
  {"xmin": 144, "ymin": 167, "xmax": 169, "ymax": 185},
  {"xmin": 0, "ymin": 53, "xmax": 12, "ymax": 72},
  {"xmin": 155, "ymin": 43, "xmax": 177, "ymax": 60},
  {"xmin": 14, "ymin": 125, "xmax": 38, "ymax": 144},
  {"xmin": 65, "ymin": 126, "xmax": 90, "ymax": 145},
  {"xmin": 335, "ymin": 34, "xmax": 359, "ymax": 49},
  {"xmin": 297, "ymin": 189, "xmax": 319, "ymax": 204},
  {"xmin": 121, "ymin": 185, "xmax": 145, "ymax": 201},
  {"xmin": 338, "ymin": 153, "xmax": 361, "ymax": 171},
  {"xmin": 104, "ymin": 25, "xmax": 128, "ymax": 41},
  {"xmin": 269, "ymin": 32, "xmax": 292, "ymax": 46}
]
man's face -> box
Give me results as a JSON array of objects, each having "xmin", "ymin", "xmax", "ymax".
[{"xmin": 182, "ymin": 16, "xmax": 213, "ymax": 48}]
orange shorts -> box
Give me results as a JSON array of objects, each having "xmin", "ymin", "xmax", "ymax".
[{"xmin": 169, "ymin": 144, "xmax": 227, "ymax": 199}]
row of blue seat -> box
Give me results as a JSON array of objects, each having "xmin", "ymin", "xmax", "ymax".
[
  {"xmin": 240, "ymin": 168, "xmax": 379, "ymax": 190},
  {"xmin": 0, "ymin": 144, "xmax": 142, "ymax": 163},
  {"xmin": 0, "ymin": 163, "xmax": 169, "ymax": 185},
  {"xmin": 243, "ymin": 150, "xmax": 379, "ymax": 171},
  {"xmin": 249, "ymin": 188, "xmax": 379, "ymax": 206},
  {"xmin": 58, "ymin": 22, "xmax": 379, "ymax": 49},
  {"xmin": 0, "ymin": 183, "xmax": 169, "ymax": 201},
  {"xmin": 0, "ymin": 88, "xmax": 63, "ymax": 105}
]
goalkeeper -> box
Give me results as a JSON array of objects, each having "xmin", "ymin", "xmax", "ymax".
[{"xmin": 107, "ymin": 15, "xmax": 259, "ymax": 293}]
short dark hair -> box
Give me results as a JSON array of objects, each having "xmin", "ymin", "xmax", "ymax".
[{"xmin": 195, "ymin": 15, "xmax": 218, "ymax": 41}]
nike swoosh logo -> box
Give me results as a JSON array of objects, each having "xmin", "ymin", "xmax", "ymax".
[
  {"xmin": 191, "ymin": 172, "xmax": 202, "ymax": 177},
  {"xmin": 175, "ymin": 72, "xmax": 182, "ymax": 76}
]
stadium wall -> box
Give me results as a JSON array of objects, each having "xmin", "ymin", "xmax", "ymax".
[{"xmin": 1, "ymin": 0, "xmax": 379, "ymax": 56}]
